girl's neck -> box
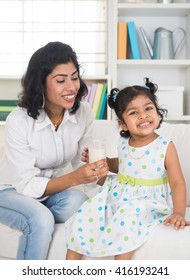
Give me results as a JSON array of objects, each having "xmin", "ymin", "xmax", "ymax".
[{"xmin": 129, "ymin": 133, "xmax": 158, "ymax": 147}]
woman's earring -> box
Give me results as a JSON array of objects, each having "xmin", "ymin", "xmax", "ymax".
[{"xmin": 42, "ymin": 92, "xmax": 45, "ymax": 109}]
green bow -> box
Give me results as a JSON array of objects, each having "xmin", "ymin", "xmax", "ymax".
[{"xmin": 117, "ymin": 173, "xmax": 168, "ymax": 187}]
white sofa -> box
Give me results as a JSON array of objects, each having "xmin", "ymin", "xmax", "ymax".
[{"xmin": 0, "ymin": 120, "xmax": 190, "ymax": 260}]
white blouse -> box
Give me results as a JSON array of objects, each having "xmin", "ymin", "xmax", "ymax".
[{"xmin": 0, "ymin": 101, "xmax": 94, "ymax": 198}]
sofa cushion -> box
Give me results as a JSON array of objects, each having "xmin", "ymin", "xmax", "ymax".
[
  {"xmin": 0, "ymin": 125, "xmax": 5, "ymax": 158},
  {"xmin": 1, "ymin": 207, "xmax": 190, "ymax": 260},
  {"xmin": 158, "ymin": 122, "xmax": 190, "ymax": 206}
]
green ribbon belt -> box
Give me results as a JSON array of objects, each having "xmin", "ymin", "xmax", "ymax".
[{"xmin": 117, "ymin": 173, "xmax": 168, "ymax": 187}]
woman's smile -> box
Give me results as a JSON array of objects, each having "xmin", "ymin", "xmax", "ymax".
[{"xmin": 61, "ymin": 93, "xmax": 76, "ymax": 102}]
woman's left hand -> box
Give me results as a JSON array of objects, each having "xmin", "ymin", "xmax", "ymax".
[{"xmin": 163, "ymin": 213, "xmax": 190, "ymax": 230}]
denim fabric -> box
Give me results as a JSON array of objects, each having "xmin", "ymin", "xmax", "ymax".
[{"xmin": 0, "ymin": 188, "xmax": 88, "ymax": 259}]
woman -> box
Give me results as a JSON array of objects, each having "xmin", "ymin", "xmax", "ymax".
[{"xmin": 0, "ymin": 41, "xmax": 108, "ymax": 259}]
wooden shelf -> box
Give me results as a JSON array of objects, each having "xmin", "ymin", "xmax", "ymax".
[
  {"xmin": 0, "ymin": 75, "xmax": 21, "ymax": 80},
  {"xmin": 164, "ymin": 115, "xmax": 190, "ymax": 123},
  {"xmin": 117, "ymin": 59, "xmax": 190, "ymax": 68},
  {"xmin": 118, "ymin": 3, "xmax": 190, "ymax": 17}
]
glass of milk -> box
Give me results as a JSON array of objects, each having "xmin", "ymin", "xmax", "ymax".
[
  {"xmin": 83, "ymin": 139, "xmax": 106, "ymax": 193},
  {"xmin": 88, "ymin": 139, "xmax": 106, "ymax": 164}
]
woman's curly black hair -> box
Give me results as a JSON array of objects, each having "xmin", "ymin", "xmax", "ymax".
[
  {"xmin": 108, "ymin": 78, "xmax": 168, "ymax": 138},
  {"xmin": 18, "ymin": 41, "xmax": 88, "ymax": 119}
]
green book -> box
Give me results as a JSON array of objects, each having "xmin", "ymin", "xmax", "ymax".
[
  {"xmin": 0, "ymin": 111, "xmax": 10, "ymax": 121},
  {"xmin": 0, "ymin": 100, "xmax": 18, "ymax": 106},
  {"xmin": 0, "ymin": 100, "xmax": 18, "ymax": 112},
  {"xmin": 96, "ymin": 83, "xmax": 107, "ymax": 119},
  {"xmin": 0, "ymin": 106, "xmax": 16, "ymax": 112},
  {"xmin": 99, "ymin": 91, "xmax": 107, "ymax": 119}
]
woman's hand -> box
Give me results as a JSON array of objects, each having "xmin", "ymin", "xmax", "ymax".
[
  {"xmin": 72, "ymin": 158, "xmax": 109, "ymax": 185},
  {"xmin": 163, "ymin": 213, "xmax": 190, "ymax": 230},
  {"xmin": 44, "ymin": 159, "xmax": 108, "ymax": 197}
]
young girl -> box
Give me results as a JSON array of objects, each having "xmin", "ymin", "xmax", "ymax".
[{"xmin": 65, "ymin": 78, "xmax": 190, "ymax": 260}]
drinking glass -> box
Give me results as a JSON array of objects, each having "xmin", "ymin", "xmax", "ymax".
[{"xmin": 88, "ymin": 139, "xmax": 106, "ymax": 164}]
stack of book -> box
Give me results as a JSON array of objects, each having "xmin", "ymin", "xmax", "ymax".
[
  {"xmin": 0, "ymin": 100, "xmax": 18, "ymax": 121},
  {"xmin": 83, "ymin": 83, "xmax": 107, "ymax": 119},
  {"xmin": 117, "ymin": 20, "xmax": 141, "ymax": 59}
]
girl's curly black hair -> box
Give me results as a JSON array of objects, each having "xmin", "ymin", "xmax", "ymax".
[
  {"xmin": 18, "ymin": 41, "xmax": 88, "ymax": 119},
  {"xmin": 108, "ymin": 78, "xmax": 168, "ymax": 138}
]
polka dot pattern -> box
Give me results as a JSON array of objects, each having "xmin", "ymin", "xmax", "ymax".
[{"xmin": 65, "ymin": 136, "xmax": 173, "ymax": 257}]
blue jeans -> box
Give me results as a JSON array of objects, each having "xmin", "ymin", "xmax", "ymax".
[{"xmin": 0, "ymin": 188, "xmax": 88, "ymax": 260}]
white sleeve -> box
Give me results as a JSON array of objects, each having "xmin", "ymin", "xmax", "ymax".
[{"xmin": 4, "ymin": 116, "xmax": 49, "ymax": 198}]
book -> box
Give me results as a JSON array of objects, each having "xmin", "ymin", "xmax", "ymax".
[
  {"xmin": 0, "ymin": 100, "xmax": 18, "ymax": 115},
  {"xmin": 0, "ymin": 111, "xmax": 10, "ymax": 121},
  {"xmin": 88, "ymin": 83, "xmax": 98, "ymax": 106},
  {"xmin": 92, "ymin": 83, "xmax": 104, "ymax": 118},
  {"xmin": 83, "ymin": 85, "xmax": 91, "ymax": 102},
  {"xmin": 99, "ymin": 90, "xmax": 107, "ymax": 119},
  {"xmin": 0, "ymin": 106, "xmax": 16, "ymax": 112},
  {"xmin": 0, "ymin": 100, "xmax": 18, "ymax": 106},
  {"xmin": 96, "ymin": 83, "xmax": 107, "ymax": 119},
  {"xmin": 117, "ymin": 21, "xmax": 127, "ymax": 59},
  {"xmin": 127, "ymin": 21, "xmax": 141, "ymax": 59}
]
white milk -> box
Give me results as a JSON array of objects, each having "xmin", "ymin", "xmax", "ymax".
[
  {"xmin": 88, "ymin": 139, "xmax": 106, "ymax": 163},
  {"xmin": 83, "ymin": 139, "xmax": 106, "ymax": 193}
]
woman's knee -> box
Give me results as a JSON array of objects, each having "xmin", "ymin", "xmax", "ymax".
[
  {"xmin": 0, "ymin": 189, "xmax": 54, "ymax": 235},
  {"xmin": 49, "ymin": 188, "xmax": 88, "ymax": 223},
  {"xmin": 67, "ymin": 188, "xmax": 88, "ymax": 210},
  {"xmin": 17, "ymin": 208, "xmax": 55, "ymax": 260},
  {"xmin": 27, "ymin": 204, "xmax": 55, "ymax": 235}
]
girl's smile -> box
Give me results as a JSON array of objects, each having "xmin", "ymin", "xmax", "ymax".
[{"xmin": 137, "ymin": 121, "xmax": 152, "ymax": 128}]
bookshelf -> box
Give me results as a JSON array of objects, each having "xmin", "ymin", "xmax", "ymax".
[
  {"xmin": 109, "ymin": 0, "xmax": 190, "ymax": 123},
  {"xmin": 83, "ymin": 75, "xmax": 112, "ymax": 120}
]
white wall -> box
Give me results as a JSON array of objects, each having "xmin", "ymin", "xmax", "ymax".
[{"xmin": 0, "ymin": 79, "xmax": 22, "ymax": 100}]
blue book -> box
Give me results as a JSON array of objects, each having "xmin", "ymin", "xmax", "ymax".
[
  {"xmin": 127, "ymin": 21, "xmax": 141, "ymax": 59},
  {"xmin": 99, "ymin": 91, "xmax": 107, "ymax": 119},
  {"xmin": 96, "ymin": 83, "xmax": 107, "ymax": 119}
]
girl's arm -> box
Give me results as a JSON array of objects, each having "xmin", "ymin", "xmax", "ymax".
[
  {"xmin": 106, "ymin": 157, "xmax": 119, "ymax": 173},
  {"xmin": 96, "ymin": 157, "xmax": 119, "ymax": 186},
  {"xmin": 163, "ymin": 142, "xmax": 190, "ymax": 229}
]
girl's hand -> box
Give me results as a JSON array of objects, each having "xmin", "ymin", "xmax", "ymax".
[
  {"xmin": 73, "ymin": 158, "xmax": 109, "ymax": 185},
  {"xmin": 81, "ymin": 147, "xmax": 89, "ymax": 163},
  {"xmin": 163, "ymin": 213, "xmax": 190, "ymax": 230}
]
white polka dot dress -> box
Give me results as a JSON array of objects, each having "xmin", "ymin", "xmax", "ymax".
[{"xmin": 65, "ymin": 135, "xmax": 173, "ymax": 257}]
